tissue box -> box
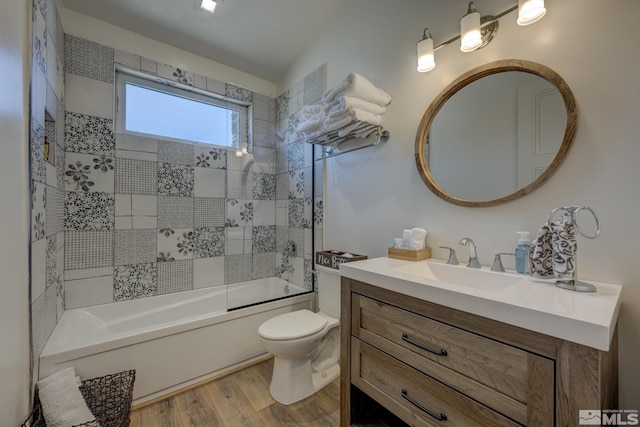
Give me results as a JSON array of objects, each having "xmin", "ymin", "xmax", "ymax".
[
  {"xmin": 388, "ymin": 247, "xmax": 432, "ymax": 261},
  {"xmin": 315, "ymin": 250, "xmax": 367, "ymax": 269}
]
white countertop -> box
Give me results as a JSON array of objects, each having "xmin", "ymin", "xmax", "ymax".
[{"xmin": 339, "ymin": 257, "xmax": 622, "ymax": 351}]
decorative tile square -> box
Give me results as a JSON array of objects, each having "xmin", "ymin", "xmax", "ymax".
[
  {"xmin": 56, "ymin": 141, "xmax": 65, "ymax": 189},
  {"xmin": 276, "ymin": 200, "xmax": 288, "ymax": 227},
  {"xmin": 115, "ymin": 229, "xmax": 157, "ymax": 265},
  {"xmin": 64, "ymin": 191, "xmax": 114, "ymax": 231},
  {"xmin": 64, "ymin": 152, "xmax": 115, "ymax": 192},
  {"xmin": 276, "ymin": 173, "xmax": 289, "ymax": 200},
  {"xmin": 158, "ymin": 163, "xmax": 194, "ymax": 196},
  {"xmin": 157, "ymin": 63, "xmax": 194, "ymax": 86},
  {"xmin": 275, "ymin": 146, "xmax": 288, "ymax": 174},
  {"xmin": 194, "ymin": 198, "xmax": 225, "ymax": 227},
  {"xmin": 253, "ymin": 93, "xmax": 276, "ymax": 123},
  {"xmin": 287, "ymin": 141, "xmax": 305, "ymax": 171},
  {"xmin": 46, "ymin": 235, "xmax": 57, "ymax": 287},
  {"xmin": 114, "ymin": 49, "xmax": 141, "ymax": 69},
  {"xmin": 157, "ymin": 259, "xmax": 193, "ymax": 295},
  {"xmin": 132, "ymin": 195, "xmax": 157, "ymax": 216},
  {"xmin": 140, "ymin": 57, "xmax": 157, "ymax": 74},
  {"xmin": 253, "ymin": 119, "xmax": 278, "ymax": 149},
  {"xmin": 115, "ymin": 158, "xmax": 157, "ymax": 195},
  {"xmin": 31, "ymin": 180, "xmax": 46, "ymax": 241},
  {"xmin": 253, "ymin": 252, "xmax": 275, "ymax": 280},
  {"xmin": 65, "ymin": 275, "xmax": 113, "ymax": 309},
  {"xmin": 116, "ymin": 133, "xmax": 158, "ymax": 154},
  {"xmin": 158, "ymin": 140, "xmax": 195, "ymax": 165},
  {"xmin": 226, "ymin": 83, "xmax": 253, "ymax": 103},
  {"xmin": 194, "ymin": 145, "xmax": 227, "ymax": 169},
  {"xmin": 65, "ymin": 112, "xmax": 115, "ymax": 155},
  {"xmin": 288, "ymin": 198, "xmax": 305, "ymax": 228},
  {"xmin": 253, "ymin": 226, "xmax": 276, "ymax": 253},
  {"xmin": 253, "ymin": 173, "xmax": 276, "ymax": 200},
  {"xmin": 65, "ymin": 74, "xmax": 114, "ymax": 120},
  {"xmin": 114, "ymin": 263, "xmax": 157, "ymax": 301},
  {"xmin": 45, "ymin": 185, "xmax": 64, "ymax": 237},
  {"xmin": 194, "ymin": 257, "xmax": 225, "ymax": 289},
  {"xmin": 158, "ymin": 196, "xmax": 194, "ymax": 228},
  {"xmin": 276, "ymin": 226, "xmax": 288, "ymax": 253},
  {"xmin": 64, "ymin": 34, "xmax": 114, "ymax": 83},
  {"xmin": 304, "ymin": 258, "xmax": 314, "ymax": 291},
  {"xmin": 206, "ymin": 77, "xmax": 225, "ymax": 95},
  {"xmin": 253, "ymin": 200, "xmax": 275, "ymax": 227},
  {"xmin": 304, "ymin": 197, "xmax": 313, "ymax": 229},
  {"xmin": 288, "ymin": 169, "xmax": 305, "ymax": 199},
  {"xmin": 227, "ymin": 170, "xmax": 252, "ymax": 199},
  {"xmin": 64, "ymin": 231, "xmax": 114, "ymax": 270},
  {"xmin": 226, "ymin": 199, "xmax": 253, "ymax": 227},
  {"xmin": 276, "ymin": 90, "xmax": 290, "ymax": 124},
  {"xmin": 194, "ymin": 227, "xmax": 225, "ymax": 258},
  {"xmin": 194, "ymin": 167, "xmax": 226, "ymax": 198},
  {"xmin": 157, "ymin": 228, "xmax": 194, "ymax": 261},
  {"xmin": 31, "ymin": 118, "xmax": 46, "ymax": 184},
  {"xmin": 304, "ymin": 167, "xmax": 313, "ymax": 198},
  {"xmin": 314, "ymin": 198, "xmax": 323, "ymax": 229},
  {"xmin": 225, "ymin": 254, "xmax": 253, "ymax": 284}
]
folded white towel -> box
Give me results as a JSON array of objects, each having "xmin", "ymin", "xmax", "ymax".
[
  {"xmin": 297, "ymin": 117, "xmax": 325, "ymax": 133},
  {"xmin": 300, "ymin": 104, "xmax": 324, "ymax": 119},
  {"xmin": 322, "ymin": 73, "xmax": 392, "ymax": 107},
  {"xmin": 337, "ymin": 122, "xmax": 377, "ymax": 138},
  {"xmin": 324, "ymin": 108, "xmax": 382, "ymax": 130},
  {"xmin": 37, "ymin": 367, "xmax": 96, "ymax": 427},
  {"xmin": 296, "ymin": 104, "xmax": 326, "ymax": 134},
  {"xmin": 324, "ymin": 96, "xmax": 387, "ymax": 118}
]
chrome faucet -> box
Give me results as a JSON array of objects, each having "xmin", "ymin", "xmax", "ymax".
[
  {"xmin": 491, "ymin": 253, "xmax": 514, "ymax": 272},
  {"xmin": 439, "ymin": 246, "xmax": 459, "ymax": 265},
  {"xmin": 459, "ymin": 237, "xmax": 481, "ymax": 268}
]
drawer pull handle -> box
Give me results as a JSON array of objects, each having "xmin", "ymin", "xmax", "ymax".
[
  {"xmin": 401, "ymin": 389, "xmax": 447, "ymax": 422},
  {"xmin": 402, "ymin": 333, "xmax": 448, "ymax": 356}
]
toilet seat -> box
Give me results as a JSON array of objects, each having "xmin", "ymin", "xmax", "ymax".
[{"xmin": 258, "ymin": 309, "xmax": 328, "ymax": 341}]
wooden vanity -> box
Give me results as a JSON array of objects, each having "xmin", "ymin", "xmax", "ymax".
[{"xmin": 340, "ymin": 276, "xmax": 619, "ymax": 426}]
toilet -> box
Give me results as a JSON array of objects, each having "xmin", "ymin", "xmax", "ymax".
[{"xmin": 258, "ymin": 266, "xmax": 340, "ymax": 405}]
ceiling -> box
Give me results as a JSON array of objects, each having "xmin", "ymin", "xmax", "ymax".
[{"xmin": 61, "ymin": 0, "xmax": 346, "ymax": 82}]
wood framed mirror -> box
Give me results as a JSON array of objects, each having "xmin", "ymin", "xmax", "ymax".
[{"xmin": 415, "ymin": 59, "xmax": 577, "ymax": 207}]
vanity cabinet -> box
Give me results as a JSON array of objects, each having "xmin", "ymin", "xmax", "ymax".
[{"xmin": 340, "ymin": 277, "xmax": 618, "ymax": 426}]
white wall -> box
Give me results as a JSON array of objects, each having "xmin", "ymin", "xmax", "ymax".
[
  {"xmin": 281, "ymin": 0, "xmax": 640, "ymax": 407},
  {"xmin": 0, "ymin": 0, "xmax": 32, "ymax": 422},
  {"xmin": 59, "ymin": 7, "xmax": 277, "ymax": 97}
]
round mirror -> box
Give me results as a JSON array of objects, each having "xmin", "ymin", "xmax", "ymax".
[{"xmin": 415, "ymin": 60, "xmax": 577, "ymax": 207}]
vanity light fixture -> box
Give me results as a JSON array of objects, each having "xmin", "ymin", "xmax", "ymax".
[
  {"xmin": 198, "ymin": 0, "xmax": 217, "ymax": 14},
  {"xmin": 416, "ymin": 0, "xmax": 546, "ymax": 72},
  {"xmin": 416, "ymin": 28, "xmax": 436, "ymax": 72}
]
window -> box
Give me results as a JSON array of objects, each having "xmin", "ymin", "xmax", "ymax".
[{"xmin": 115, "ymin": 68, "xmax": 248, "ymax": 149}]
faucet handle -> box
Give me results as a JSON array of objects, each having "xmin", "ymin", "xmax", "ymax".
[
  {"xmin": 491, "ymin": 253, "xmax": 515, "ymax": 272},
  {"xmin": 439, "ymin": 246, "xmax": 459, "ymax": 265}
]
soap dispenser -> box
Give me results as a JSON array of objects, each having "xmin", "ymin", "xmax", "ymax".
[{"xmin": 515, "ymin": 231, "xmax": 531, "ymax": 275}]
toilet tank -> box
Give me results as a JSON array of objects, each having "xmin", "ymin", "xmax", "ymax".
[{"xmin": 316, "ymin": 266, "xmax": 341, "ymax": 319}]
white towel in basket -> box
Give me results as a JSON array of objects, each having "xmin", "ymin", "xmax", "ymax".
[{"xmin": 37, "ymin": 367, "xmax": 95, "ymax": 427}]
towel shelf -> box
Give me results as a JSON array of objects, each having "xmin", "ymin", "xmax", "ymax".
[{"xmin": 306, "ymin": 123, "xmax": 389, "ymax": 161}]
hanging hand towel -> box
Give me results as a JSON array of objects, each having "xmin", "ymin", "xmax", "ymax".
[
  {"xmin": 551, "ymin": 221, "xmax": 577, "ymax": 281},
  {"xmin": 530, "ymin": 223, "xmax": 554, "ymax": 278},
  {"xmin": 322, "ymin": 73, "xmax": 392, "ymax": 107}
]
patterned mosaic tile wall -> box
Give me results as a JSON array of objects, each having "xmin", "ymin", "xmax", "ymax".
[
  {"xmin": 30, "ymin": 0, "xmax": 66, "ymax": 368},
  {"xmin": 275, "ymin": 66, "xmax": 325, "ymax": 290},
  {"xmin": 62, "ymin": 34, "xmax": 325, "ymax": 308}
]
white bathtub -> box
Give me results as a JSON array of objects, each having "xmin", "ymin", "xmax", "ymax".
[{"xmin": 39, "ymin": 277, "xmax": 313, "ymax": 403}]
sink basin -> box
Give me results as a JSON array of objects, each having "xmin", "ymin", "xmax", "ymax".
[{"xmin": 391, "ymin": 261, "xmax": 524, "ymax": 292}]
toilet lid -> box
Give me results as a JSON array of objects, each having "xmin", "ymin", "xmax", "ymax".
[{"xmin": 259, "ymin": 309, "xmax": 328, "ymax": 341}]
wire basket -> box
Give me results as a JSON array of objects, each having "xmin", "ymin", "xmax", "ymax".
[{"xmin": 22, "ymin": 370, "xmax": 136, "ymax": 427}]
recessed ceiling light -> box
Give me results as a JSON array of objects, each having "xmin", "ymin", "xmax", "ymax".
[{"xmin": 199, "ymin": 0, "xmax": 217, "ymax": 14}]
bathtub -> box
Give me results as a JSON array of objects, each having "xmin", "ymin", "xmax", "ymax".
[{"xmin": 39, "ymin": 277, "xmax": 313, "ymax": 403}]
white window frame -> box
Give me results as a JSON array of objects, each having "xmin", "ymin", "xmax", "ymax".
[{"xmin": 114, "ymin": 67, "xmax": 250, "ymax": 150}]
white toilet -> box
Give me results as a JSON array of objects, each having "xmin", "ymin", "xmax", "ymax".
[{"xmin": 258, "ymin": 266, "xmax": 340, "ymax": 405}]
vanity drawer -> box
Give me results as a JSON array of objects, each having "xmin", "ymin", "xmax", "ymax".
[
  {"xmin": 352, "ymin": 338, "xmax": 520, "ymax": 427},
  {"xmin": 352, "ymin": 294, "xmax": 532, "ymax": 422}
]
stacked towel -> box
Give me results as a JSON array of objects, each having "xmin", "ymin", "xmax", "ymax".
[
  {"xmin": 295, "ymin": 73, "xmax": 391, "ymax": 142},
  {"xmin": 530, "ymin": 220, "xmax": 577, "ymax": 280},
  {"xmin": 37, "ymin": 367, "xmax": 96, "ymax": 427}
]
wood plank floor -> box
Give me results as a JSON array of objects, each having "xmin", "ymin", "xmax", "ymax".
[{"xmin": 130, "ymin": 358, "xmax": 340, "ymax": 427}]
